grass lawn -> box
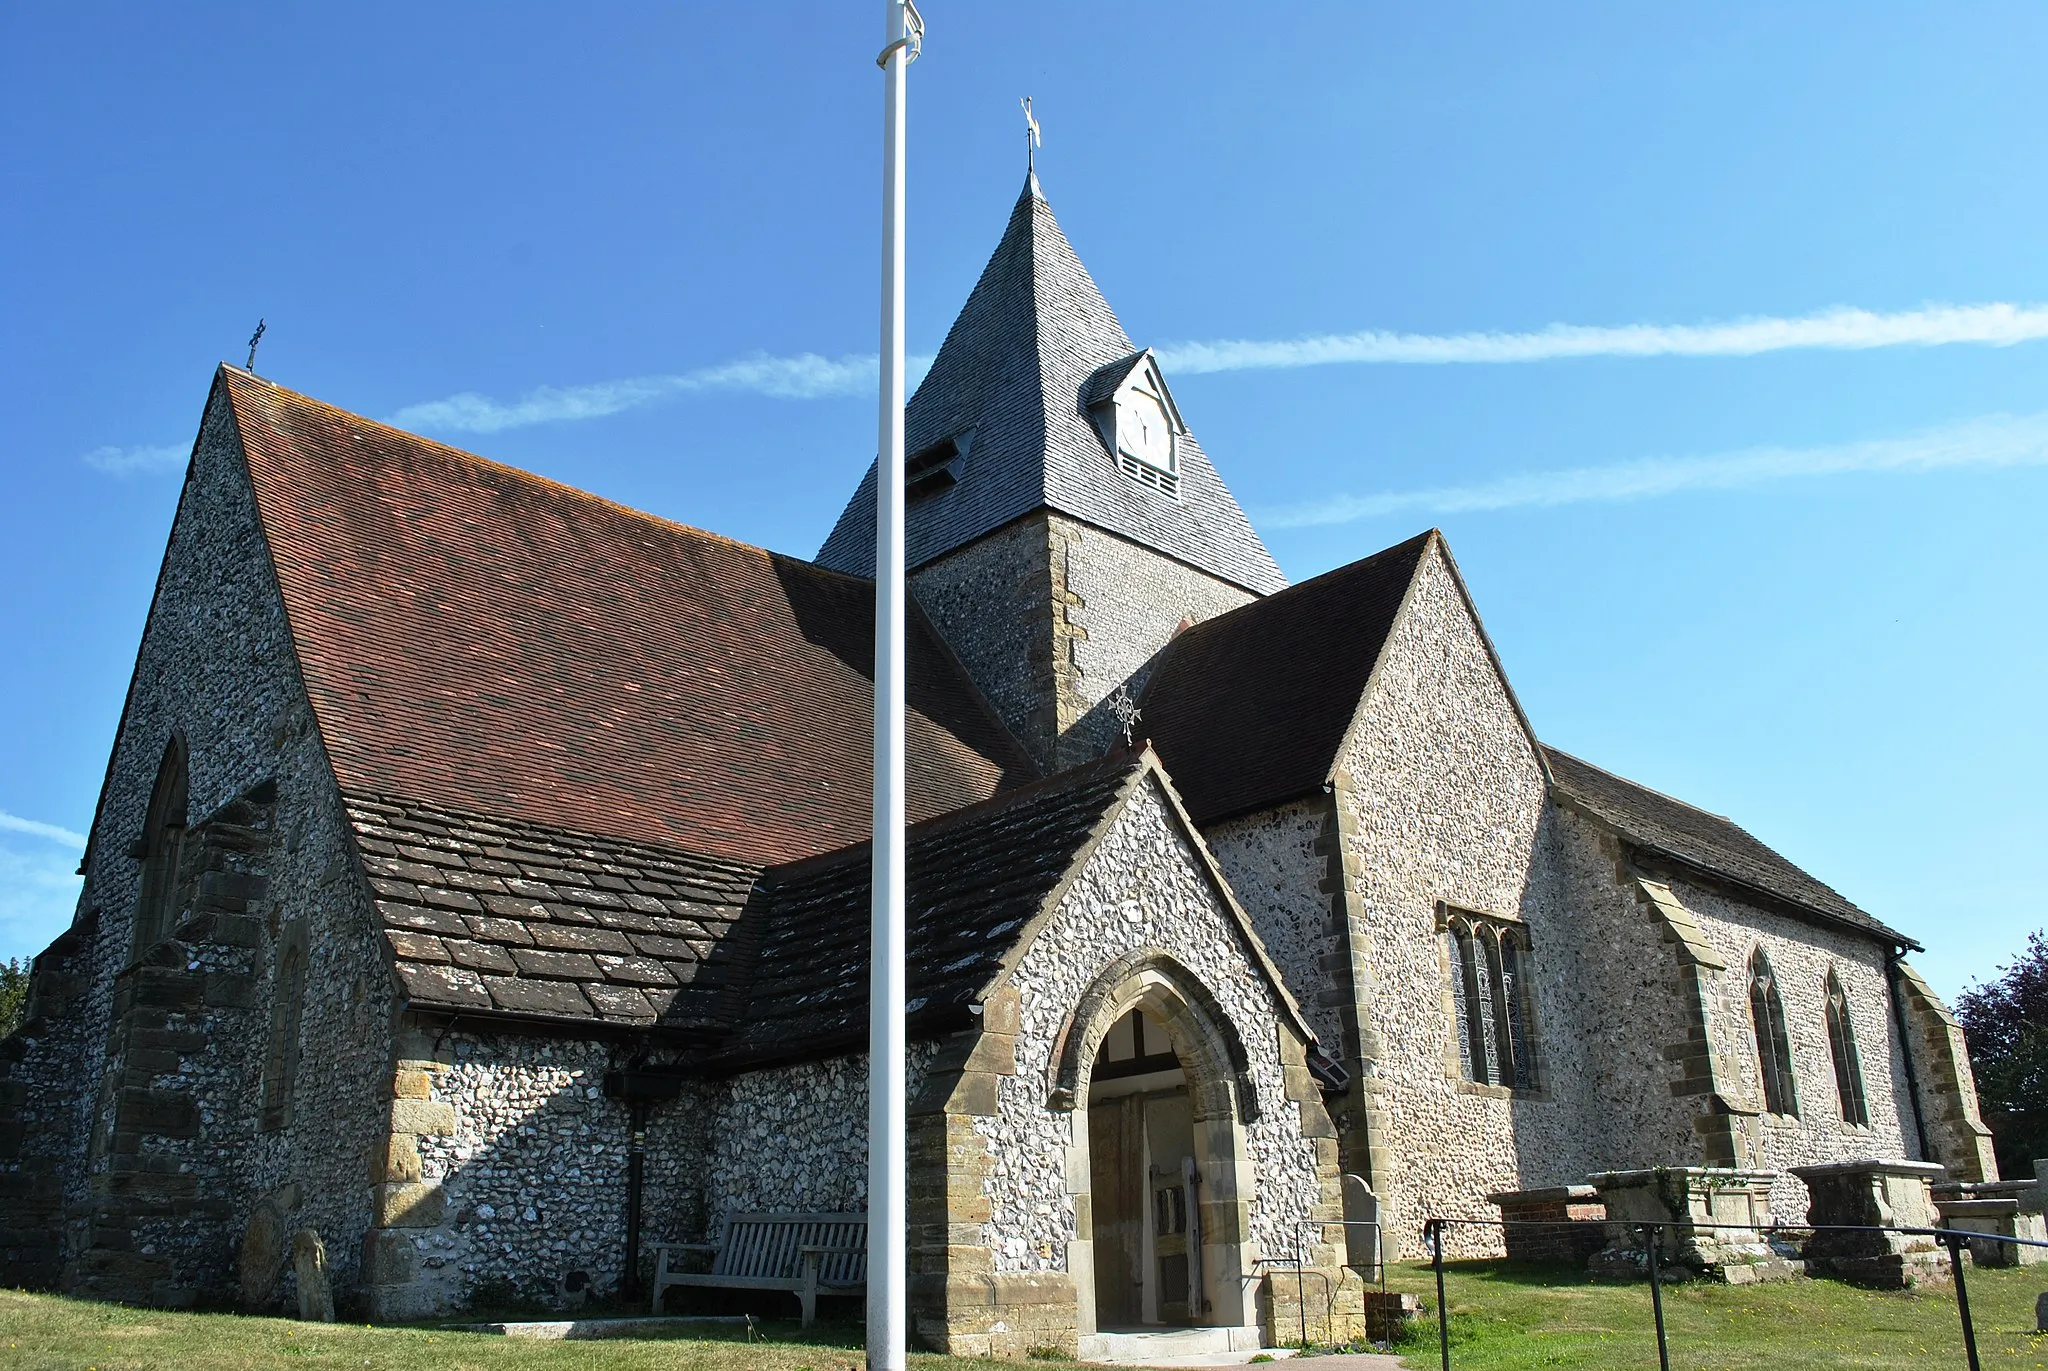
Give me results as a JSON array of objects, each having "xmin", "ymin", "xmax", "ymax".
[
  {"xmin": 1378, "ymin": 1257, "xmax": 2048, "ymax": 1369},
  {"xmin": 0, "ymin": 1290, "xmax": 1093, "ymax": 1371}
]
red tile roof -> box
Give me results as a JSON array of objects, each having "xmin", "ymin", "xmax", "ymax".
[
  {"xmin": 221, "ymin": 367, "xmax": 1034, "ymax": 867},
  {"xmin": 1139, "ymin": 531, "xmax": 1434, "ymax": 823}
]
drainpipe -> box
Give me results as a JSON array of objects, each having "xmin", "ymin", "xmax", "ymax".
[
  {"xmin": 605, "ymin": 1067, "xmax": 684, "ymax": 1302},
  {"xmin": 1885, "ymin": 947, "xmax": 1934, "ymax": 1164},
  {"xmin": 624, "ymin": 1098, "xmax": 650, "ymax": 1300}
]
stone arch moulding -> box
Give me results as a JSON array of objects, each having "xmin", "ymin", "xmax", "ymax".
[
  {"xmin": 1046, "ymin": 947, "xmax": 1258, "ymax": 1125},
  {"xmin": 1043, "ymin": 946, "xmax": 1265, "ymax": 1340}
]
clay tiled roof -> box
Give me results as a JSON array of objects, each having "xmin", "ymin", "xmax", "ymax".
[
  {"xmin": 1140, "ymin": 532, "xmax": 1434, "ymax": 824},
  {"xmin": 720, "ymin": 753, "xmax": 1144, "ymax": 1065},
  {"xmin": 816, "ymin": 177, "xmax": 1285, "ymax": 596},
  {"xmin": 1543, "ymin": 747, "xmax": 1914, "ymax": 948},
  {"xmin": 221, "ymin": 367, "xmax": 1034, "ymax": 871}
]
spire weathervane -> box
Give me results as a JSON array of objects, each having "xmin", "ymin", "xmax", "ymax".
[
  {"xmin": 245, "ymin": 318, "xmax": 266, "ymax": 372},
  {"xmin": 1021, "ymin": 96, "xmax": 1041, "ymax": 175}
]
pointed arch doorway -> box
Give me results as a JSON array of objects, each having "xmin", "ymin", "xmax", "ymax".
[
  {"xmin": 1056, "ymin": 952, "xmax": 1259, "ymax": 1340},
  {"xmin": 1088, "ymin": 1006, "xmax": 1199, "ymax": 1327}
]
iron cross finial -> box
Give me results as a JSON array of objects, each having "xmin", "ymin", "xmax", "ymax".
[
  {"xmin": 1021, "ymin": 96, "xmax": 1041, "ymax": 176},
  {"xmin": 1107, "ymin": 685, "xmax": 1142, "ymax": 748},
  {"xmin": 245, "ymin": 318, "xmax": 266, "ymax": 372}
]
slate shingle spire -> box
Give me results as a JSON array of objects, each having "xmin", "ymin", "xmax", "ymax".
[{"xmin": 816, "ymin": 175, "xmax": 1285, "ymax": 596}]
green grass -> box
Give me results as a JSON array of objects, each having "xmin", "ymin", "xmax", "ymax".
[
  {"xmin": 0, "ymin": 1290, "xmax": 1092, "ymax": 1371},
  {"xmin": 1376, "ymin": 1257, "xmax": 2048, "ymax": 1369},
  {"xmin": 10, "ymin": 1265, "xmax": 2048, "ymax": 1369}
]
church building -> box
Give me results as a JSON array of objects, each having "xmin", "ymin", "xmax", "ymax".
[{"xmin": 0, "ymin": 175, "xmax": 1995, "ymax": 1356}]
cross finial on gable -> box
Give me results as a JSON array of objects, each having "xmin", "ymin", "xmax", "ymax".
[{"xmin": 1107, "ymin": 684, "xmax": 1143, "ymax": 747}]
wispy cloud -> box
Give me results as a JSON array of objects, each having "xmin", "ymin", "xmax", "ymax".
[
  {"xmin": 385, "ymin": 301, "xmax": 2048, "ymax": 435},
  {"xmin": 0, "ymin": 813, "xmax": 84, "ymax": 961},
  {"xmin": 1155, "ymin": 302, "xmax": 2048, "ymax": 374},
  {"xmin": 0, "ymin": 811, "xmax": 87, "ymax": 848},
  {"xmin": 388, "ymin": 352, "xmax": 926, "ymax": 435},
  {"xmin": 1262, "ymin": 411, "xmax": 2048, "ymax": 529},
  {"xmin": 82, "ymin": 443, "xmax": 187, "ymax": 476}
]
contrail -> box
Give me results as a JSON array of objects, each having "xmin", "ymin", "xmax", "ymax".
[
  {"xmin": 383, "ymin": 300, "xmax": 2048, "ymax": 436},
  {"xmin": 0, "ymin": 811, "xmax": 87, "ymax": 848},
  {"xmin": 1261, "ymin": 411, "xmax": 2048, "ymax": 529},
  {"xmin": 1156, "ymin": 302, "xmax": 2048, "ymax": 373}
]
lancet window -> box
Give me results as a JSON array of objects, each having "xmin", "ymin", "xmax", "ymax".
[
  {"xmin": 260, "ymin": 930, "xmax": 308, "ymax": 1132},
  {"xmin": 1824, "ymin": 970, "xmax": 1870, "ymax": 1127},
  {"xmin": 132, "ymin": 736, "xmax": 190, "ymax": 958},
  {"xmin": 1748, "ymin": 948, "xmax": 1798, "ymax": 1116},
  {"xmin": 1441, "ymin": 907, "xmax": 1541, "ymax": 1091}
]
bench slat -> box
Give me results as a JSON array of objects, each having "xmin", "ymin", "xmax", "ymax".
[{"xmin": 653, "ymin": 1211, "xmax": 868, "ymax": 1326}]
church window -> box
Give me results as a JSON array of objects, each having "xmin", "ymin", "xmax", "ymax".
[
  {"xmin": 1471, "ymin": 930, "xmax": 1503, "ymax": 1084},
  {"xmin": 131, "ymin": 736, "xmax": 190, "ymax": 958},
  {"xmin": 1444, "ymin": 923, "xmax": 1478, "ymax": 1082},
  {"xmin": 1824, "ymin": 971, "xmax": 1870, "ymax": 1127},
  {"xmin": 1499, "ymin": 933, "xmax": 1539, "ymax": 1091},
  {"xmin": 1442, "ymin": 907, "xmax": 1542, "ymax": 1091},
  {"xmin": 1748, "ymin": 949, "xmax": 1798, "ymax": 1116},
  {"xmin": 260, "ymin": 929, "xmax": 308, "ymax": 1131}
]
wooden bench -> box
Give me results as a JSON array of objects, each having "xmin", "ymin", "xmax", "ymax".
[{"xmin": 650, "ymin": 1211, "xmax": 866, "ymax": 1326}]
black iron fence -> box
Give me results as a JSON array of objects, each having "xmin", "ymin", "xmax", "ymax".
[{"xmin": 1419, "ymin": 1215, "xmax": 2048, "ymax": 1371}]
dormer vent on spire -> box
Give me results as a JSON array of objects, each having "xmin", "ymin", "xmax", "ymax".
[
  {"xmin": 1083, "ymin": 350, "xmax": 1185, "ymax": 499},
  {"xmin": 816, "ymin": 175, "xmax": 1284, "ymax": 597}
]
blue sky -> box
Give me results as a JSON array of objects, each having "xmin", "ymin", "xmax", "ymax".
[{"xmin": 1, "ymin": 4, "xmax": 2042, "ymax": 998}]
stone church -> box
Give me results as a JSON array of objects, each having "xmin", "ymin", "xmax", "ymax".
[{"xmin": 0, "ymin": 175, "xmax": 1995, "ymax": 1355}]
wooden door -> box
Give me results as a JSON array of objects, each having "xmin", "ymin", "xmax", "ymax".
[{"xmin": 1089, "ymin": 1097, "xmax": 1142, "ymax": 1328}]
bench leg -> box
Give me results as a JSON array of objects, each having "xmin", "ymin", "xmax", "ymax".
[{"xmin": 801, "ymin": 1259, "xmax": 819, "ymax": 1328}]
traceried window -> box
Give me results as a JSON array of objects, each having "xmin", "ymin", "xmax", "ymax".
[
  {"xmin": 131, "ymin": 737, "xmax": 190, "ymax": 958},
  {"xmin": 1442, "ymin": 908, "xmax": 1541, "ymax": 1091},
  {"xmin": 1824, "ymin": 971, "xmax": 1870, "ymax": 1127},
  {"xmin": 260, "ymin": 932, "xmax": 308, "ymax": 1132},
  {"xmin": 1749, "ymin": 949, "xmax": 1798, "ymax": 1116}
]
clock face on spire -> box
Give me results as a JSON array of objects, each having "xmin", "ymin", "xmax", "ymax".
[{"xmin": 1117, "ymin": 383, "xmax": 1174, "ymax": 472}]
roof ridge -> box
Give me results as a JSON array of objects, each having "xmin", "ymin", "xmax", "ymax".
[
  {"xmin": 1542, "ymin": 744, "xmax": 1734, "ymax": 822},
  {"xmin": 761, "ymin": 748, "xmax": 1146, "ymax": 884},
  {"xmin": 1164, "ymin": 529, "xmax": 1434, "ymax": 655},
  {"xmin": 219, "ymin": 364, "xmax": 780, "ymax": 565}
]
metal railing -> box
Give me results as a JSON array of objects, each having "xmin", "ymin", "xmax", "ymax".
[{"xmin": 1419, "ymin": 1215, "xmax": 2048, "ymax": 1371}]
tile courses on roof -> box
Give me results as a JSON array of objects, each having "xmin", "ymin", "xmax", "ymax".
[
  {"xmin": 1543, "ymin": 746, "xmax": 1914, "ymax": 949},
  {"xmin": 1140, "ymin": 531, "xmax": 1435, "ymax": 825},
  {"xmin": 816, "ymin": 176, "xmax": 1286, "ymax": 596},
  {"xmin": 712, "ymin": 752, "xmax": 1145, "ymax": 1069},
  {"xmin": 219, "ymin": 366, "xmax": 1035, "ymax": 871},
  {"xmin": 350, "ymin": 794, "xmax": 761, "ymax": 1031}
]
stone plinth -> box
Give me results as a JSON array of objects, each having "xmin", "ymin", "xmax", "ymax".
[
  {"xmin": 1586, "ymin": 1169, "xmax": 1797, "ymax": 1283},
  {"xmin": 1936, "ymin": 1197, "xmax": 2047, "ymax": 1268},
  {"xmin": 1790, "ymin": 1159, "xmax": 1947, "ymax": 1289},
  {"xmin": 1486, "ymin": 1186, "xmax": 1607, "ymax": 1265}
]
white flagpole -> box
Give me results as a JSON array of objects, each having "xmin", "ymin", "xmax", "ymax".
[{"xmin": 870, "ymin": 3, "xmax": 916, "ymax": 1368}]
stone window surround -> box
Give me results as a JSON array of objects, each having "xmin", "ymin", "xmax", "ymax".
[
  {"xmin": 1432, "ymin": 902, "xmax": 1546, "ymax": 1101},
  {"xmin": 258, "ymin": 919, "xmax": 310, "ymax": 1132},
  {"xmin": 129, "ymin": 732, "xmax": 192, "ymax": 962},
  {"xmin": 1822, "ymin": 967, "xmax": 1872, "ymax": 1131},
  {"xmin": 1747, "ymin": 947, "xmax": 1801, "ymax": 1120}
]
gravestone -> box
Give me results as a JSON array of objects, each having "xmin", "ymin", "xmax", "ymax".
[
  {"xmin": 237, "ymin": 1199, "xmax": 289, "ymax": 1309},
  {"xmin": 291, "ymin": 1228, "xmax": 334, "ymax": 1322}
]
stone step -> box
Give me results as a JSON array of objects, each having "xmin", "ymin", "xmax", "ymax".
[{"xmin": 1077, "ymin": 1324, "xmax": 1272, "ymax": 1363}]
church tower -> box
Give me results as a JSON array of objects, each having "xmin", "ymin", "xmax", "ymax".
[{"xmin": 817, "ymin": 176, "xmax": 1286, "ymax": 771}]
